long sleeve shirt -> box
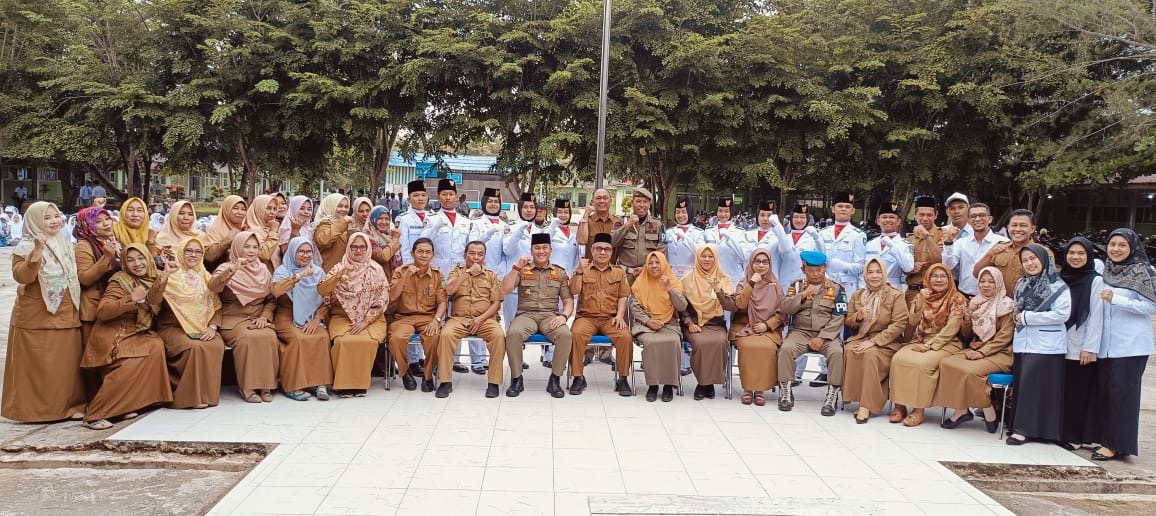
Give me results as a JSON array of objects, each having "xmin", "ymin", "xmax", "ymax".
[
  {"xmin": 941, "ymin": 230, "xmax": 1008, "ymax": 296},
  {"xmin": 1013, "ymin": 289, "xmax": 1071, "ymax": 355},
  {"xmin": 1094, "ymin": 286, "xmax": 1156, "ymax": 359}
]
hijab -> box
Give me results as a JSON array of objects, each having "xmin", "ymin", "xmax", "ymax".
[
  {"xmin": 735, "ymin": 249, "xmax": 782, "ymax": 337},
  {"xmin": 315, "ymin": 193, "xmax": 347, "ymax": 223},
  {"xmin": 214, "ymin": 231, "xmax": 272, "ymax": 305},
  {"xmin": 112, "ymin": 197, "xmax": 151, "ymax": 246},
  {"xmin": 1060, "ymin": 237, "xmax": 1099, "ymax": 329},
  {"xmin": 366, "ymin": 206, "xmax": 392, "ymax": 248},
  {"xmin": 855, "ymin": 258, "xmax": 895, "ymax": 338},
  {"xmin": 350, "ymin": 197, "xmax": 373, "ymax": 229},
  {"xmin": 681, "ymin": 244, "xmax": 733, "ymax": 325},
  {"xmin": 323, "ymin": 233, "xmax": 389, "ymax": 325},
  {"xmin": 272, "ymin": 237, "xmax": 325, "ymax": 327},
  {"xmin": 277, "ymin": 195, "xmax": 314, "ymax": 242},
  {"xmin": 970, "ymin": 266, "xmax": 1015, "ymax": 341},
  {"xmin": 204, "ymin": 195, "xmax": 246, "ymax": 247},
  {"xmin": 1103, "ymin": 228, "xmax": 1156, "ymax": 303},
  {"xmin": 162, "ymin": 236, "xmax": 221, "ymax": 336},
  {"xmin": 915, "ymin": 262, "xmax": 967, "ymax": 337},
  {"xmin": 243, "ymin": 194, "xmax": 275, "ymax": 241},
  {"xmin": 74, "ymin": 206, "xmax": 120, "ymax": 273},
  {"xmin": 1014, "ymin": 243, "xmax": 1069, "ymax": 314},
  {"xmin": 14, "ymin": 202, "xmax": 81, "ymax": 314},
  {"xmin": 483, "ymin": 190, "xmax": 502, "ymax": 217},
  {"xmin": 109, "ymin": 243, "xmax": 160, "ymax": 332},
  {"xmin": 630, "ymin": 251, "xmax": 681, "ymax": 324},
  {"xmin": 156, "ymin": 200, "xmax": 204, "ymax": 250}
]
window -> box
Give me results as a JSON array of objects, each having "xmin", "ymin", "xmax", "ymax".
[
  {"xmin": 38, "ymin": 167, "xmax": 59, "ymax": 181},
  {"xmin": 577, "ymin": 193, "xmax": 587, "ymax": 206}
]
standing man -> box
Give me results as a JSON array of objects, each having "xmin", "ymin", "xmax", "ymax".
[
  {"xmin": 702, "ymin": 196, "xmax": 746, "ymax": 285},
  {"xmin": 502, "ymin": 233, "xmax": 575, "ymax": 398},
  {"xmin": 569, "ymin": 233, "xmax": 633, "ymax": 396},
  {"xmin": 941, "ymin": 192, "xmax": 972, "ymax": 281},
  {"xmin": 777, "ymin": 251, "xmax": 847, "ymax": 416},
  {"xmin": 664, "ymin": 197, "xmax": 704, "ymax": 278},
  {"xmin": 387, "ymin": 238, "xmax": 448, "ymax": 392},
  {"xmin": 611, "ymin": 187, "xmax": 667, "ymax": 283},
  {"xmin": 974, "ymin": 208, "xmax": 1051, "ymax": 294},
  {"xmin": 424, "ymin": 178, "xmax": 484, "ymax": 373},
  {"xmin": 905, "ymin": 195, "xmax": 950, "ymax": 304},
  {"xmin": 941, "ymin": 202, "xmax": 1007, "ymax": 297},
  {"xmin": 437, "ymin": 241, "xmax": 506, "ymax": 398},
  {"xmin": 13, "ymin": 182, "xmax": 27, "ymax": 205},
  {"xmin": 577, "ymin": 188, "xmax": 620, "ymax": 264},
  {"xmin": 397, "ymin": 180, "xmax": 430, "ymax": 265},
  {"xmin": 79, "ymin": 181, "xmax": 93, "ymax": 208},
  {"xmin": 90, "ymin": 182, "xmax": 106, "ymax": 203},
  {"xmin": 819, "ymin": 192, "xmax": 867, "ymax": 297},
  {"xmin": 865, "ymin": 202, "xmax": 915, "ymax": 289}
]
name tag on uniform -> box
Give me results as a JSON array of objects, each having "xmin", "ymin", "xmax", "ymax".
[{"xmin": 522, "ymin": 270, "xmax": 536, "ymax": 281}]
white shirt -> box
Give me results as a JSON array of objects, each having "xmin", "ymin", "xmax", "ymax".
[
  {"xmin": 941, "ymin": 230, "xmax": 1009, "ymax": 296},
  {"xmin": 397, "ymin": 207, "xmax": 429, "ymax": 264},
  {"xmin": 1013, "ymin": 289, "xmax": 1071, "ymax": 355},
  {"xmin": 703, "ymin": 221, "xmax": 748, "ymax": 287},
  {"xmin": 741, "ymin": 218, "xmax": 802, "ymax": 294},
  {"xmin": 468, "ymin": 213, "xmax": 509, "ymax": 274},
  {"xmin": 548, "ymin": 219, "xmax": 580, "ymax": 274},
  {"xmin": 502, "ymin": 219, "xmax": 543, "ymax": 269},
  {"xmin": 1066, "ymin": 276, "xmax": 1105, "ymax": 360},
  {"xmin": 665, "ymin": 224, "xmax": 705, "ymax": 278},
  {"xmin": 865, "ymin": 233, "xmax": 914, "ymax": 289},
  {"xmin": 819, "ymin": 222, "xmax": 867, "ymax": 296},
  {"xmin": 421, "ymin": 208, "xmax": 471, "ymax": 274},
  {"xmin": 1094, "ymin": 285, "xmax": 1156, "ymax": 359}
]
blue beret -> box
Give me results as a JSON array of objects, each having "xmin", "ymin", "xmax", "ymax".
[{"xmin": 800, "ymin": 250, "xmax": 827, "ymax": 266}]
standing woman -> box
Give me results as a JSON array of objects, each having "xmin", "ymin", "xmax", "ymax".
[
  {"xmin": 73, "ymin": 207, "xmax": 122, "ymax": 346},
  {"xmin": 277, "ymin": 195, "xmax": 314, "ymax": 255},
  {"xmin": 82, "ymin": 244, "xmax": 175, "ymax": 429},
  {"xmin": 113, "ymin": 197, "xmax": 156, "ymax": 254},
  {"xmin": 318, "ymin": 233, "xmax": 390, "ymax": 397},
  {"xmin": 680, "ymin": 244, "xmax": 733, "ymax": 400},
  {"xmin": 1090, "ymin": 229, "xmax": 1156, "ymax": 460},
  {"xmin": 211, "ymin": 231, "xmax": 279, "ymax": 403},
  {"xmin": 156, "ymin": 237, "xmax": 225, "ymax": 409},
  {"xmin": 1059, "ymin": 237, "xmax": 1105, "ymax": 448},
  {"xmin": 272, "ymin": 237, "xmax": 334, "ymax": 401},
  {"xmin": 203, "ymin": 195, "xmax": 247, "ymax": 270},
  {"xmin": 731, "ymin": 249, "xmax": 785, "ymax": 407},
  {"xmin": 889, "ymin": 263, "xmax": 968, "ymax": 427},
  {"xmin": 242, "ymin": 194, "xmax": 282, "ymax": 270},
  {"xmin": 350, "ymin": 197, "xmax": 374, "ymax": 237},
  {"xmin": 1, "ymin": 202, "xmax": 87, "ymax": 422},
  {"xmin": 156, "ymin": 200, "xmax": 203, "ymax": 251},
  {"xmin": 365, "ymin": 206, "xmax": 401, "ymax": 276},
  {"xmin": 843, "ymin": 258, "xmax": 909, "ymax": 423},
  {"xmin": 313, "ymin": 193, "xmax": 352, "ymax": 272},
  {"xmin": 630, "ymin": 252, "xmax": 689, "ymax": 402},
  {"xmin": 272, "ymin": 192, "xmax": 289, "ymax": 226},
  {"xmin": 1006, "ymin": 244, "xmax": 1071, "ymax": 446}
]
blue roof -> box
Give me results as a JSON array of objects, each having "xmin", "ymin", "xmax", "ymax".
[{"xmin": 388, "ymin": 152, "xmax": 498, "ymax": 173}]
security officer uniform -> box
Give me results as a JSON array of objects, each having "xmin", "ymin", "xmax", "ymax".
[
  {"xmin": 505, "ymin": 234, "xmax": 574, "ymax": 397},
  {"xmin": 611, "ymin": 187, "xmax": 667, "ymax": 283},
  {"xmin": 777, "ymin": 251, "xmax": 846, "ymax": 416}
]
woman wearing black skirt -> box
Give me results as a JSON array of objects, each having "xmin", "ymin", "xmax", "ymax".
[
  {"xmin": 1059, "ymin": 237, "xmax": 1104, "ymax": 449},
  {"xmin": 1007, "ymin": 244, "xmax": 1071, "ymax": 446}
]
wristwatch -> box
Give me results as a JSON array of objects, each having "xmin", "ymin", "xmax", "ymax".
[{"xmin": 207, "ymin": 324, "xmax": 219, "ymax": 332}]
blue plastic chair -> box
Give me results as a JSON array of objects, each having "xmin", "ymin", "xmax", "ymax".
[
  {"xmin": 527, "ymin": 333, "xmax": 571, "ymax": 386},
  {"xmin": 988, "ymin": 373, "xmax": 1014, "ymax": 439}
]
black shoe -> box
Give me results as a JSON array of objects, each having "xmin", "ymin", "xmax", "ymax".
[
  {"xmin": 542, "ymin": 360, "xmax": 553, "ymax": 369},
  {"xmin": 546, "ymin": 375, "xmax": 565, "ymax": 398},
  {"xmin": 661, "ymin": 385, "xmax": 674, "ymax": 402},
  {"xmin": 1091, "ymin": 448, "xmax": 1120, "ymax": 461},
  {"xmin": 985, "ymin": 419, "xmax": 999, "ymax": 434},
  {"xmin": 809, "ymin": 373, "xmax": 828, "ymax": 387},
  {"xmin": 505, "ymin": 376, "xmax": 524, "ymax": 397},
  {"xmin": 452, "ymin": 364, "xmax": 469, "ymax": 373},
  {"xmin": 421, "ymin": 379, "xmax": 435, "ymax": 392},
  {"xmin": 569, "ymin": 376, "xmax": 587, "ymax": 395},
  {"xmin": 693, "ymin": 385, "xmax": 705, "ymax": 401},
  {"xmin": 791, "ymin": 380, "xmax": 801, "ymax": 387},
  {"xmin": 705, "ymin": 385, "xmax": 716, "ymax": 399},
  {"xmin": 522, "ymin": 362, "xmax": 529, "ymax": 370},
  {"xmin": 583, "ymin": 355, "xmax": 592, "ymax": 366},
  {"xmin": 645, "ymin": 386, "xmax": 659, "ymax": 402},
  {"xmin": 616, "ymin": 377, "xmax": 632, "ymax": 397},
  {"xmin": 941, "ymin": 410, "xmax": 974, "ymax": 429},
  {"xmin": 1006, "ymin": 435, "xmax": 1027, "ymax": 446},
  {"xmin": 472, "ymin": 365, "xmax": 487, "ymax": 375},
  {"xmin": 435, "ymin": 382, "xmax": 453, "ymax": 398},
  {"xmin": 409, "ymin": 362, "xmax": 424, "ymax": 376},
  {"xmin": 402, "ymin": 372, "xmax": 417, "ymax": 391},
  {"xmin": 680, "ymin": 367, "xmax": 691, "ymax": 376},
  {"xmin": 485, "ymin": 383, "xmax": 500, "ymax": 398}
]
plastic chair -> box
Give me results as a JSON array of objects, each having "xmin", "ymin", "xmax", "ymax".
[
  {"xmin": 988, "ymin": 373, "xmax": 1013, "ymax": 439},
  {"xmin": 527, "ymin": 333, "xmax": 572, "ymax": 386}
]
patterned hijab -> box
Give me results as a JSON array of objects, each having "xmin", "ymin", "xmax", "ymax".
[
  {"xmin": 74, "ymin": 206, "xmax": 120, "ymax": 273},
  {"xmin": 109, "ymin": 243, "xmax": 160, "ymax": 332},
  {"xmin": 631, "ymin": 251, "xmax": 682, "ymax": 323},
  {"xmin": 1013, "ymin": 244, "xmax": 1069, "ymax": 314},
  {"xmin": 323, "ymin": 233, "xmax": 389, "ymax": 325},
  {"xmin": 1104, "ymin": 228, "xmax": 1156, "ymax": 303},
  {"xmin": 112, "ymin": 197, "xmax": 151, "ymax": 246},
  {"xmin": 273, "ymin": 237, "xmax": 325, "ymax": 327},
  {"xmin": 970, "ymin": 266, "xmax": 1015, "ymax": 341},
  {"xmin": 203, "ymin": 195, "xmax": 246, "ymax": 248},
  {"xmin": 681, "ymin": 244, "xmax": 733, "ymax": 325},
  {"xmin": 277, "ymin": 195, "xmax": 314, "ymax": 242},
  {"xmin": 14, "ymin": 202, "xmax": 81, "ymax": 314},
  {"xmin": 156, "ymin": 200, "xmax": 204, "ymax": 250},
  {"xmin": 735, "ymin": 248, "xmax": 782, "ymax": 337},
  {"xmin": 162, "ymin": 236, "xmax": 221, "ymax": 336},
  {"xmin": 915, "ymin": 263, "xmax": 968, "ymax": 337},
  {"xmin": 214, "ymin": 231, "xmax": 271, "ymax": 305}
]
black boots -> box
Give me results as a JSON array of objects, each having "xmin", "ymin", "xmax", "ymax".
[
  {"xmin": 547, "ymin": 374, "xmax": 565, "ymax": 398},
  {"xmin": 505, "ymin": 376, "xmax": 524, "ymax": 397}
]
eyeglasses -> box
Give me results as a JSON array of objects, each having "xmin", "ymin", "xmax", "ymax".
[
  {"xmin": 968, "ymin": 213, "xmax": 990, "ymax": 219},
  {"xmin": 753, "ymin": 259, "xmax": 770, "ymax": 265},
  {"xmin": 349, "ymin": 245, "xmax": 368, "ymax": 251},
  {"xmin": 592, "ymin": 246, "xmax": 612, "ymax": 252}
]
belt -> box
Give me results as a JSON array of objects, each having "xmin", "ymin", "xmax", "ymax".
[
  {"xmin": 908, "ymin": 284, "xmax": 922, "ymax": 291},
  {"xmin": 621, "ymin": 265, "xmax": 641, "ymax": 275}
]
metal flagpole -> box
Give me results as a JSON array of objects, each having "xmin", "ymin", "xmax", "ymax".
[{"xmin": 595, "ymin": 0, "xmax": 612, "ymax": 189}]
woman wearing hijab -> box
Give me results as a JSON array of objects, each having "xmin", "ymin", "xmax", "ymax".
[
  {"xmin": 1057, "ymin": 237, "xmax": 1105, "ymax": 448},
  {"xmin": 1006, "ymin": 244, "xmax": 1071, "ymax": 445},
  {"xmin": 936, "ymin": 267, "xmax": 1015, "ymax": 432},
  {"xmin": 366, "ymin": 206, "xmax": 401, "ymax": 276},
  {"xmin": 272, "ymin": 237, "xmax": 334, "ymax": 401},
  {"xmin": 318, "ymin": 233, "xmax": 390, "ymax": 397},
  {"xmin": 112, "ymin": 197, "xmax": 156, "ymax": 254},
  {"xmin": 681, "ymin": 244, "xmax": 734, "ymax": 400},
  {"xmin": 1, "ymin": 202, "xmax": 87, "ymax": 422},
  {"xmin": 843, "ymin": 258, "xmax": 909, "ymax": 423},
  {"xmin": 156, "ymin": 237, "xmax": 225, "ymax": 409},
  {"xmin": 731, "ymin": 249, "xmax": 786, "ymax": 406},
  {"xmin": 82, "ymin": 244, "xmax": 175, "ymax": 429},
  {"xmin": 1088, "ymin": 229, "xmax": 1156, "ymax": 460},
  {"xmin": 242, "ymin": 194, "xmax": 282, "ymax": 270},
  {"xmin": 631, "ymin": 252, "xmax": 689, "ymax": 402},
  {"xmin": 156, "ymin": 200, "xmax": 203, "ymax": 251},
  {"xmin": 277, "ymin": 195, "xmax": 315, "ymax": 255},
  {"xmin": 210, "ymin": 231, "xmax": 279, "ymax": 403},
  {"xmin": 350, "ymin": 197, "xmax": 374, "ymax": 236},
  {"xmin": 889, "ymin": 263, "xmax": 969, "ymax": 427},
  {"xmin": 203, "ymin": 195, "xmax": 247, "ymax": 269},
  {"xmin": 272, "ymin": 192, "xmax": 289, "ymax": 226},
  {"xmin": 314, "ymin": 193, "xmax": 352, "ymax": 272},
  {"xmin": 74, "ymin": 207, "xmax": 122, "ymax": 346}
]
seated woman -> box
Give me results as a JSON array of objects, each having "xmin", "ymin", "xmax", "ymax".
[
  {"xmin": 935, "ymin": 267, "xmax": 1014, "ymax": 432},
  {"xmin": 630, "ymin": 252, "xmax": 689, "ymax": 403},
  {"xmin": 1, "ymin": 202, "xmax": 87, "ymax": 423},
  {"xmin": 313, "ymin": 193, "xmax": 352, "ymax": 272},
  {"xmin": 843, "ymin": 258, "xmax": 909, "ymax": 423},
  {"xmin": 681, "ymin": 244, "xmax": 734, "ymax": 400},
  {"xmin": 156, "ymin": 237, "xmax": 226, "ymax": 409},
  {"xmin": 889, "ymin": 263, "xmax": 968, "ymax": 427},
  {"xmin": 272, "ymin": 237, "xmax": 334, "ymax": 401},
  {"xmin": 81, "ymin": 244, "xmax": 175, "ymax": 429},
  {"xmin": 731, "ymin": 249, "xmax": 783, "ymax": 407},
  {"xmin": 1058, "ymin": 237, "xmax": 1104, "ymax": 448},
  {"xmin": 211, "ymin": 231, "xmax": 279, "ymax": 403},
  {"xmin": 203, "ymin": 195, "xmax": 246, "ymax": 271},
  {"xmin": 365, "ymin": 206, "xmax": 401, "ymax": 276},
  {"xmin": 318, "ymin": 233, "xmax": 389, "ymax": 397},
  {"xmin": 1006, "ymin": 244, "xmax": 1071, "ymax": 445}
]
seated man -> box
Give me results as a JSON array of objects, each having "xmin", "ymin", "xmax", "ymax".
[
  {"xmin": 568, "ymin": 233, "xmax": 633, "ymax": 396},
  {"xmin": 501, "ymin": 233, "xmax": 574, "ymax": 398},
  {"xmin": 437, "ymin": 241, "xmax": 506, "ymax": 399},
  {"xmin": 777, "ymin": 250, "xmax": 847, "ymax": 416},
  {"xmin": 387, "ymin": 238, "xmax": 447, "ymax": 392}
]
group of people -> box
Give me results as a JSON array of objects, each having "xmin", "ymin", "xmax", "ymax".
[{"xmin": 2, "ymin": 182, "xmax": 1153, "ymax": 463}]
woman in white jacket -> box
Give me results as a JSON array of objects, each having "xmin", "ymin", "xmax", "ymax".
[{"xmin": 1059, "ymin": 237, "xmax": 1104, "ymax": 450}]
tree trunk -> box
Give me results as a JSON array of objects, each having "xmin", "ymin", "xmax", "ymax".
[
  {"xmin": 237, "ymin": 127, "xmax": 259, "ymax": 200},
  {"xmin": 370, "ymin": 124, "xmax": 399, "ymax": 197},
  {"xmin": 140, "ymin": 153, "xmax": 154, "ymax": 204},
  {"xmin": 85, "ymin": 163, "xmax": 127, "ymax": 200}
]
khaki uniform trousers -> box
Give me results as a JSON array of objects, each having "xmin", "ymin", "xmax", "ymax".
[
  {"xmin": 388, "ymin": 314, "xmax": 439, "ymax": 380},
  {"xmin": 438, "ymin": 317, "xmax": 506, "ymax": 384},
  {"xmin": 507, "ymin": 312, "xmax": 572, "ymax": 378},
  {"xmin": 778, "ymin": 330, "xmax": 845, "ymax": 386},
  {"xmin": 570, "ymin": 317, "xmax": 632, "ymax": 377}
]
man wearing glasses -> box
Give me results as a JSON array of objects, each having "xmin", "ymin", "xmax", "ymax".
[
  {"xmin": 940, "ymin": 202, "xmax": 1008, "ymax": 297},
  {"xmin": 568, "ymin": 233, "xmax": 633, "ymax": 396}
]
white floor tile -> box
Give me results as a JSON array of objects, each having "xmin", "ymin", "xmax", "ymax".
[
  {"xmin": 261, "ymin": 462, "xmax": 347, "ymax": 487},
  {"xmin": 476, "ymin": 490, "xmax": 556, "ymax": 516},
  {"xmin": 335, "ymin": 463, "xmax": 416, "ymax": 489},
  {"xmin": 233, "ymin": 486, "xmax": 330, "ymax": 514},
  {"xmin": 282, "ymin": 443, "xmax": 364, "ymax": 464},
  {"xmin": 554, "ymin": 468, "xmax": 625, "ymax": 493},
  {"xmin": 397, "ymin": 488, "xmax": 480, "ymax": 514},
  {"xmin": 621, "ymin": 470, "xmax": 695, "ymax": 495},
  {"xmin": 483, "ymin": 466, "xmax": 555, "ymax": 492},
  {"xmin": 689, "ymin": 471, "xmax": 768, "ymax": 496},
  {"xmin": 419, "ymin": 444, "xmax": 489, "ymax": 467},
  {"xmin": 822, "ymin": 476, "xmax": 907, "ymax": 502},
  {"xmin": 314, "ymin": 486, "xmax": 404, "ymax": 515},
  {"xmin": 407, "ymin": 465, "xmax": 485, "ymax": 490},
  {"xmin": 757, "ymin": 474, "xmax": 836, "ymax": 499}
]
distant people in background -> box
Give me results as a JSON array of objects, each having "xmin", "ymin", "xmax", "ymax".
[
  {"xmin": 456, "ymin": 194, "xmax": 470, "ymax": 216},
  {"xmin": 79, "ymin": 181, "xmax": 93, "ymax": 208},
  {"xmin": 13, "ymin": 182, "xmax": 28, "ymax": 205},
  {"xmin": 91, "ymin": 183, "xmax": 106, "ymax": 201}
]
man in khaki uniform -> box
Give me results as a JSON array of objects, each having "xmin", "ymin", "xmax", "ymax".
[
  {"xmin": 612, "ymin": 187, "xmax": 666, "ymax": 283},
  {"xmin": 777, "ymin": 251, "xmax": 847, "ymax": 416},
  {"xmin": 437, "ymin": 241, "xmax": 506, "ymax": 399},
  {"xmin": 974, "ymin": 208, "xmax": 1053, "ymax": 294},
  {"xmin": 388, "ymin": 237, "xmax": 447, "ymax": 392},
  {"xmin": 906, "ymin": 195, "xmax": 950, "ymax": 305},
  {"xmin": 578, "ymin": 188, "xmax": 621, "ymax": 263},
  {"xmin": 501, "ymin": 233, "xmax": 574, "ymax": 398},
  {"xmin": 568, "ymin": 233, "xmax": 633, "ymax": 396}
]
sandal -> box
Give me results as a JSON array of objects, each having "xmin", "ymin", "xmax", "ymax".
[
  {"xmin": 353, "ymin": 390, "xmax": 368, "ymax": 397},
  {"xmin": 83, "ymin": 419, "xmax": 113, "ymax": 430},
  {"xmin": 314, "ymin": 386, "xmax": 330, "ymax": 401},
  {"xmin": 121, "ymin": 412, "xmax": 139, "ymax": 420},
  {"xmin": 889, "ymin": 405, "xmax": 908, "ymax": 424},
  {"xmin": 285, "ymin": 390, "xmax": 309, "ymax": 401},
  {"xmin": 753, "ymin": 392, "xmax": 766, "ymax": 407},
  {"xmin": 240, "ymin": 389, "xmax": 261, "ymax": 403},
  {"xmin": 741, "ymin": 392, "xmax": 753, "ymax": 405},
  {"xmin": 259, "ymin": 390, "xmax": 273, "ymax": 403},
  {"xmin": 902, "ymin": 409, "xmax": 925, "ymax": 427},
  {"xmin": 338, "ymin": 391, "xmax": 353, "ymax": 399}
]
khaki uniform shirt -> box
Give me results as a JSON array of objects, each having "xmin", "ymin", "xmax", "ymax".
[
  {"xmin": 906, "ymin": 225, "xmax": 949, "ymax": 288},
  {"xmin": 573, "ymin": 264, "xmax": 630, "ymax": 318},
  {"xmin": 516, "ymin": 263, "xmax": 571, "ymax": 315},
  {"xmin": 611, "ymin": 215, "xmax": 667, "ymax": 270},
  {"xmin": 989, "ymin": 242, "xmax": 1054, "ymax": 295},
  {"xmin": 584, "ymin": 212, "xmax": 621, "ymax": 263},
  {"xmin": 390, "ymin": 266, "xmax": 447, "ymax": 316},
  {"xmin": 782, "ymin": 279, "xmax": 846, "ymax": 341},
  {"xmin": 447, "ymin": 265, "xmax": 501, "ymax": 319}
]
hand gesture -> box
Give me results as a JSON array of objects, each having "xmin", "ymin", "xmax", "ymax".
[
  {"xmin": 947, "ymin": 226, "xmax": 960, "ymax": 239},
  {"xmin": 33, "ymin": 235, "xmax": 46, "ymax": 252},
  {"xmin": 467, "ymin": 316, "xmax": 485, "ymax": 335},
  {"xmin": 579, "ymin": 258, "xmax": 590, "ymax": 271},
  {"xmin": 162, "ymin": 259, "xmax": 179, "ymax": 276},
  {"xmin": 861, "ymin": 304, "xmax": 874, "ymax": 321},
  {"xmin": 912, "ymin": 343, "xmax": 929, "ymax": 353},
  {"xmin": 299, "ymin": 267, "xmax": 315, "ymax": 278},
  {"xmin": 911, "ymin": 262, "xmax": 924, "ymax": 274},
  {"xmin": 750, "ymin": 272, "xmax": 762, "ymax": 284},
  {"xmin": 291, "ymin": 213, "xmax": 306, "ymax": 230},
  {"xmin": 200, "ymin": 327, "xmax": 217, "ymax": 342},
  {"xmin": 913, "ymin": 225, "xmax": 929, "ymax": 238},
  {"xmin": 389, "ymin": 228, "xmax": 400, "ymax": 240},
  {"xmin": 252, "ymin": 317, "xmax": 269, "ymax": 329},
  {"xmin": 302, "ymin": 317, "xmax": 322, "ymax": 335},
  {"xmin": 1100, "ymin": 289, "xmax": 1114, "ymax": 304},
  {"xmin": 422, "ymin": 321, "xmax": 440, "ymax": 337},
  {"xmin": 131, "ymin": 286, "xmax": 148, "ymax": 303},
  {"xmin": 517, "ymin": 256, "xmax": 531, "ymax": 269},
  {"xmin": 645, "ymin": 318, "xmax": 664, "ymax": 330},
  {"xmin": 808, "ymin": 337, "xmax": 824, "ymax": 352},
  {"xmin": 754, "ymin": 322, "xmax": 768, "ymax": 334},
  {"xmin": 469, "ymin": 263, "xmax": 483, "ymax": 274},
  {"xmin": 660, "ymin": 275, "xmax": 671, "ymax": 289},
  {"xmin": 801, "ymin": 284, "xmax": 818, "ymax": 299},
  {"xmin": 625, "ymin": 214, "xmax": 639, "ymax": 230},
  {"xmin": 611, "ymin": 315, "xmax": 627, "ymax": 330}
]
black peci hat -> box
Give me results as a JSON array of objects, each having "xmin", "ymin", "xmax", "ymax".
[
  {"xmin": 531, "ymin": 233, "xmax": 551, "ymax": 245},
  {"xmin": 437, "ymin": 179, "xmax": 457, "ymax": 192},
  {"xmin": 592, "ymin": 232, "xmax": 612, "ymax": 245},
  {"xmin": 407, "ymin": 180, "xmax": 426, "ymax": 195}
]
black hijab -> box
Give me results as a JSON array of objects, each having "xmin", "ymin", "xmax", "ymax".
[
  {"xmin": 1104, "ymin": 228, "xmax": 1156, "ymax": 303},
  {"xmin": 1060, "ymin": 237, "xmax": 1098, "ymax": 329}
]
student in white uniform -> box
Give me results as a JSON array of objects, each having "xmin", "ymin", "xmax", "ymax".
[
  {"xmin": 1058, "ymin": 237, "xmax": 1104, "ymax": 449},
  {"xmin": 502, "ymin": 193, "xmax": 542, "ymax": 370},
  {"xmin": 743, "ymin": 199, "xmax": 801, "ymax": 293},
  {"xmin": 702, "ymin": 197, "xmax": 747, "ymax": 286},
  {"xmin": 865, "ymin": 202, "xmax": 914, "ymax": 289},
  {"xmin": 469, "ymin": 188, "xmax": 509, "ymax": 275},
  {"xmin": 665, "ymin": 197, "xmax": 704, "ymax": 279},
  {"xmin": 786, "ymin": 203, "xmax": 823, "ymax": 254},
  {"xmin": 541, "ymin": 198, "xmax": 579, "ymax": 367},
  {"xmin": 424, "ymin": 178, "xmax": 486, "ymax": 373},
  {"xmin": 396, "ymin": 180, "xmax": 433, "ymax": 371},
  {"xmin": 819, "ymin": 192, "xmax": 867, "ymax": 297}
]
